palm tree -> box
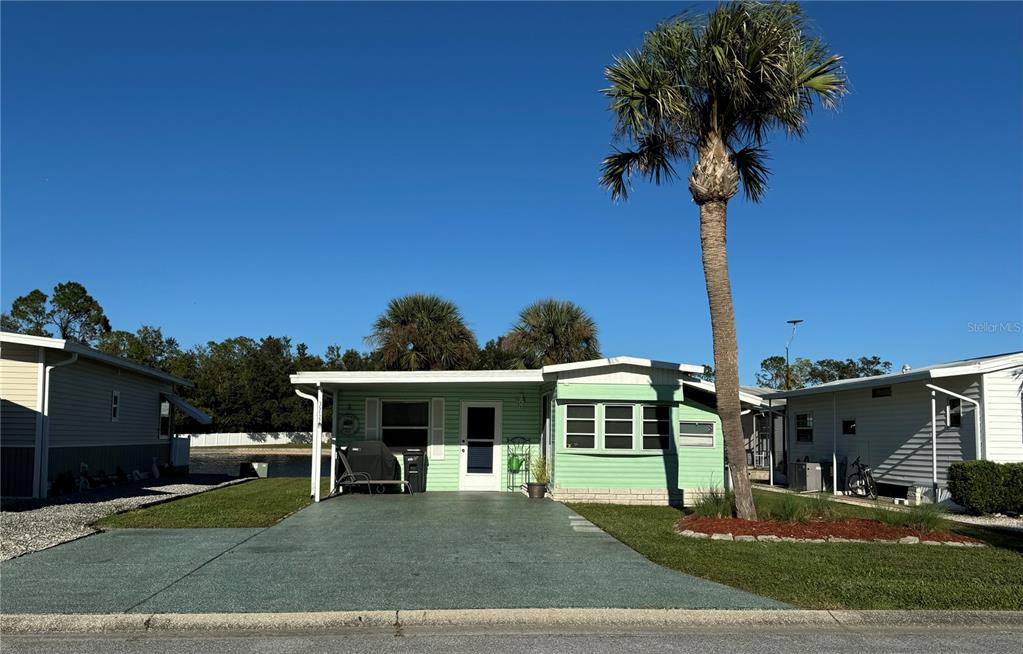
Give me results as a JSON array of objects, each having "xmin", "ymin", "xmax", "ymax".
[
  {"xmin": 368, "ymin": 294, "xmax": 478, "ymax": 371},
  {"xmin": 600, "ymin": 1, "xmax": 846, "ymax": 519},
  {"xmin": 504, "ymin": 299, "xmax": 601, "ymax": 368}
]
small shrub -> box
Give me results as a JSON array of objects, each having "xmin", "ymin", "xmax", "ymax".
[
  {"xmin": 869, "ymin": 502, "xmax": 946, "ymax": 533},
  {"xmin": 692, "ymin": 488, "xmax": 734, "ymax": 518},
  {"xmin": 948, "ymin": 461, "xmax": 1023, "ymax": 515},
  {"xmin": 765, "ymin": 494, "xmax": 808, "ymax": 523},
  {"xmin": 902, "ymin": 502, "xmax": 945, "ymax": 533},
  {"xmin": 870, "ymin": 502, "xmax": 906, "ymax": 528},
  {"xmin": 806, "ymin": 494, "xmax": 839, "ymax": 521},
  {"xmin": 530, "ymin": 454, "xmax": 549, "ymax": 485}
]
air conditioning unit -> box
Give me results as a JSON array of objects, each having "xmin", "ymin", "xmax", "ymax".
[{"xmin": 790, "ymin": 462, "xmax": 822, "ymax": 492}]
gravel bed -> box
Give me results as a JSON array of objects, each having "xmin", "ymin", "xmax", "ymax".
[
  {"xmin": 0, "ymin": 475, "xmax": 245, "ymax": 561},
  {"xmin": 942, "ymin": 512, "xmax": 1023, "ymax": 533}
]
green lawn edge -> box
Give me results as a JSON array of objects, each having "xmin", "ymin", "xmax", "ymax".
[
  {"xmin": 568, "ymin": 489, "xmax": 1023, "ymax": 610},
  {"xmin": 96, "ymin": 478, "xmax": 329, "ymax": 529}
]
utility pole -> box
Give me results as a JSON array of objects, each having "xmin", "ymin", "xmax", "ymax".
[{"xmin": 785, "ymin": 319, "xmax": 804, "ymax": 390}]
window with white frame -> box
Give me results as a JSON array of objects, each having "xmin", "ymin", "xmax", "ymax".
[
  {"xmin": 946, "ymin": 398, "xmax": 962, "ymax": 428},
  {"xmin": 642, "ymin": 405, "xmax": 671, "ymax": 450},
  {"xmin": 678, "ymin": 421, "xmax": 714, "ymax": 447},
  {"xmin": 795, "ymin": 412, "xmax": 813, "ymax": 442},
  {"xmin": 381, "ymin": 400, "xmax": 429, "ymax": 450},
  {"xmin": 110, "ymin": 391, "xmax": 120, "ymax": 422},
  {"xmin": 565, "ymin": 404, "xmax": 596, "ymax": 449},
  {"xmin": 159, "ymin": 400, "xmax": 172, "ymax": 438},
  {"xmin": 603, "ymin": 404, "xmax": 633, "ymax": 449}
]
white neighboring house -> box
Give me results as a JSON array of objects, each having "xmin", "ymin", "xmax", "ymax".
[
  {"xmin": 765, "ymin": 351, "xmax": 1023, "ymax": 501},
  {"xmin": 0, "ymin": 332, "xmax": 211, "ymax": 498}
]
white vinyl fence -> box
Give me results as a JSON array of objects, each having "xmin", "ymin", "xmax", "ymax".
[{"xmin": 184, "ymin": 432, "xmax": 332, "ymax": 448}]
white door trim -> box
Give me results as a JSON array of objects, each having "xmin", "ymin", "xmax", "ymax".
[{"xmin": 459, "ymin": 400, "xmax": 502, "ymax": 491}]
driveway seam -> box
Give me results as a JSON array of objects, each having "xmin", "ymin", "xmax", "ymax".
[{"xmin": 121, "ymin": 528, "xmax": 268, "ymax": 614}]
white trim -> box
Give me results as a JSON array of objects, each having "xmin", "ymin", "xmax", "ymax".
[
  {"xmin": 458, "ymin": 400, "xmax": 502, "ymax": 491},
  {"xmin": 564, "ymin": 403, "xmax": 597, "ymax": 450},
  {"xmin": 544, "ymin": 358, "xmax": 703, "ymax": 372},
  {"xmin": 293, "ymin": 370, "xmax": 542, "ymax": 385},
  {"xmin": 364, "ymin": 398, "xmax": 380, "ymax": 440},
  {"xmin": 429, "ymin": 397, "xmax": 445, "ymax": 460},
  {"xmin": 110, "ymin": 390, "xmax": 120, "ymax": 422}
]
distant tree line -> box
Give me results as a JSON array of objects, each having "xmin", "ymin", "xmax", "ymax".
[
  {"xmin": 2, "ymin": 284, "xmax": 601, "ymax": 432},
  {"xmin": 755, "ymin": 355, "xmax": 892, "ymax": 390}
]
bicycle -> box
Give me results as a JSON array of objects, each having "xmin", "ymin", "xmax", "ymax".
[{"xmin": 846, "ymin": 456, "xmax": 878, "ymax": 499}]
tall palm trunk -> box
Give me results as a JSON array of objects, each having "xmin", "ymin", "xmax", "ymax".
[{"xmin": 690, "ymin": 137, "xmax": 757, "ymax": 520}]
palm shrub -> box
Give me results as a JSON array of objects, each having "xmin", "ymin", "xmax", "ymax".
[
  {"xmin": 368, "ymin": 294, "xmax": 478, "ymax": 371},
  {"xmin": 600, "ymin": 1, "xmax": 846, "ymax": 519},
  {"xmin": 691, "ymin": 488, "xmax": 735, "ymax": 518}
]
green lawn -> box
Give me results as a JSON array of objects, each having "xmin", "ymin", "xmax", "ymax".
[
  {"xmin": 97, "ymin": 478, "xmax": 329, "ymax": 529},
  {"xmin": 569, "ymin": 490, "xmax": 1023, "ymax": 610}
]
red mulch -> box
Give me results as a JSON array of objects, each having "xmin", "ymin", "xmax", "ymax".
[{"xmin": 678, "ymin": 515, "xmax": 979, "ymax": 543}]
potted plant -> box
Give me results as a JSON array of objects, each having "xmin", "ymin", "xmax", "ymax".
[{"xmin": 527, "ymin": 454, "xmax": 549, "ymax": 498}]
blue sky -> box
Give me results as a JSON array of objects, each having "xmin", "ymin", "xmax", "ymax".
[{"xmin": 3, "ymin": 1, "xmax": 1021, "ymax": 382}]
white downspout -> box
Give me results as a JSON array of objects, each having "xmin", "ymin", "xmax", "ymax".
[
  {"xmin": 38, "ymin": 353, "xmax": 78, "ymax": 498},
  {"xmin": 831, "ymin": 393, "xmax": 838, "ymax": 495},
  {"xmin": 767, "ymin": 400, "xmax": 774, "ymax": 487},
  {"xmin": 295, "ymin": 388, "xmax": 318, "ymax": 499},
  {"xmin": 930, "ymin": 389, "xmax": 938, "ymax": 500},
  {"xmin": 926, "ymin": 383, "xmax": 982, "ymax": 500}
]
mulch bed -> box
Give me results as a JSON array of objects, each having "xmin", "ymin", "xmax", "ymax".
[{"xmin": 677, "ymin": 515, "xmax": 979, "ymax": 544}]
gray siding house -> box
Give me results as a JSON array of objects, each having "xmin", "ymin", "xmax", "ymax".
[
  {"xmin": 766, "ymin": 352, "xmax": 1023, "ymax": 501},
  {"xmin": 0, "ymin": 332, "xmax": 209, "ymax": 498}
]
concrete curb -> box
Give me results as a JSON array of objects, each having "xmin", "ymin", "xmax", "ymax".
[{"xmin": 3, "ymin": 609, "xmax": 1023, "ymax": 634}]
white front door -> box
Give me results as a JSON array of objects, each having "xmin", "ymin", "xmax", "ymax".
[{"xmin": 459, "ymin": 401, "xmax": 502, "ymax": 491}]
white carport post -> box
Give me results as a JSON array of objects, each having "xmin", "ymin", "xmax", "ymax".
[
  {"xmin": 314, "ymin": 384, "xmax": 323, "ymax": 503},
  {"xmin": 295, "ymin": 388, "xmax": 319, "ymax": 500},
  {"xmin": 329, "ymin": 390, "xmax": 337, "ymax": 494},
  {"xmin": 925, "ymin": 383, "xmax": 982, "ymax": 503}
]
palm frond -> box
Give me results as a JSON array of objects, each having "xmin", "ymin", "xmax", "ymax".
[{"xmin": 731, "ymin": 146, "xmax": 770, "ymax": 203}]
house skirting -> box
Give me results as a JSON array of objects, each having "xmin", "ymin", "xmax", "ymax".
[{"xmin": 550, "ymin": 487, "xmax": 690, "ymax": 506}]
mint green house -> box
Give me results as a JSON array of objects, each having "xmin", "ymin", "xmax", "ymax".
[{"xmin": 291, "ymin": 357, "xmax": 727, "ymax": 506}]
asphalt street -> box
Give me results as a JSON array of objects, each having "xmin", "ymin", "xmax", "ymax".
[{"xmin": 4, "ymin": 626, "xmax": 1021, "ymax": 654}]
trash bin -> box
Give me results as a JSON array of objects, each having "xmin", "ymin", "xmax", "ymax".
[{"xmin": 403, "ymin": 448, "xmax": 427, "ymax": 493}]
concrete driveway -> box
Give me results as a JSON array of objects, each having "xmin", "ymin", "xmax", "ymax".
[{"xmin": 0, "ymin": 492, "xmax": 786, "ymax": 613}]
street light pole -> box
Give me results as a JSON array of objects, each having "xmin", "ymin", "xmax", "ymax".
[{"xmin": 785, "ymin": 319, "xmax": 804, "ymax": 390}]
